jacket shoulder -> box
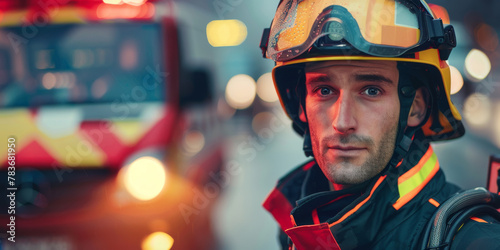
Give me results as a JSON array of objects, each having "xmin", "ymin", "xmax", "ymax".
[{"xmin": 451, "ymin": 215, "xmax": 500, "ymax": 249}]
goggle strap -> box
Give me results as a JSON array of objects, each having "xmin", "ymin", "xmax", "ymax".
[
  {"xmin": 438, "ymin": 25, "xmax": 457, "ymax": 60},
  {"xmin": 426, "ymin": 17, "xmax": 457, "ymax": 60},
  {"xmin": 260, "ymin": 28, "xmax": 271, "ymax": 58}
]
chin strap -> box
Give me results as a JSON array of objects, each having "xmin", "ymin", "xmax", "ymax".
[
  {"xmin": 389, "ymin": 83, "xmax": 417, "ymax": 167},
  {"xmin": 303, "ymin": 128, "xmax": 314, "ymax": 157},
  {"xmin": 388, "ymin": 61, "xmax": 434, "ymax": 170}
]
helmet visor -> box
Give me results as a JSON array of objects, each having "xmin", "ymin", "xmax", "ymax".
[{"xmin": 268, "ymin": 0, "xmax": 423, "ymax": 61}]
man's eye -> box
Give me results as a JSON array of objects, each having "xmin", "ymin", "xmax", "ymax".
[
  {"xmin": 319, "ymin": 87, "xmax": 332, "ymax": 96},
  {"xmin": 363, "ymin": 87, "xmax": 381, "ymax": 96}
]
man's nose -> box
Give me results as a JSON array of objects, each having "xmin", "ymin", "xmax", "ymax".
[{"xmin": 331, "ymin": 92, "xmax": 357, "ymax": 134}]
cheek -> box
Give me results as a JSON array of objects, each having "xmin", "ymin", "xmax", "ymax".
[
  {"xmin": 305, "ymin": 102, "xmax": 332, "ymax": 130},
  {"xmin": 370, "ymin": 102, "xmax": 400, "ymax": 138},
  {"xmin": 360, "ymin": 98, "xmax": 399, "ymax": 129}
]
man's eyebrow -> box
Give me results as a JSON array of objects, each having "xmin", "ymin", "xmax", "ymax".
[
  {"xmin": 305, "ymin": 73, "xmax": 331, "ymax": 84},
  {"xmin": 355, "ymin": 74, "xmax": 394, "ymax": 85}
]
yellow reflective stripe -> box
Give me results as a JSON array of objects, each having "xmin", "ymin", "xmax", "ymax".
[
  {"xmin": 0, "ymin": 10, "xmax": 29, "ymax": 27},
  {"xmin": 49, "ymin": 7, "xmax": 86, "ymax": 24},
  {"xmin": 398, "ymin": 152, "xmax": 437, "ymax": 198},
  {"xmin": 111, "ymin": 121, "xmax": 147, "ymax": 146},
  {"xmin": 0, "ymin": 110, "xmax": 106, "ymax": 168},
  {"xmin": 38, "ymin": 132, "xmax": 106, "ymax": 168}
]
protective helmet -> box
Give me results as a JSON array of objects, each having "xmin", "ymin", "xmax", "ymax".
[{"xmin": 260, "ymin": 0, "xmax": 465, "ymax": 157}]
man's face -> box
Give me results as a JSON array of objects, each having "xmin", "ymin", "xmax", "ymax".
[{"xmin": 300, "ymin": 60, "xmax": 400, "ymax": 185}]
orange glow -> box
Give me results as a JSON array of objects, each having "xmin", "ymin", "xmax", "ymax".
[
  {"xmin": 428, "ymin": 4, "xmax": 450, "ymax": 24},
  {"xmin": 96, "ymin": 2, "xmax": 154, "ymax": 19},
  {"xmin": 475, "ymin": 23, "xmax": 499, "ymax": 52}
]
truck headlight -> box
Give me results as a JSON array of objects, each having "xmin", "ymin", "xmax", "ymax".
[
  {"xmin": 142, "ymin": 231, "xmax": 174, "ymax": 250},
  {"xmin": 122, "ymin": 156, "xmax": 167, "ymax": 201}
]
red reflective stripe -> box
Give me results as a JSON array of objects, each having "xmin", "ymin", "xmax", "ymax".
[
  {"xmin": 395, "ymin": 159, "xmax": 404, "ymax": 168},
  {"xmin": 312, "ymin": 209, "xmax": 320, "ymax": 224},
  {"xmin": 471, "ymin": 217, "xmax": 487, "ymax": 223},
  {"xmin": 303, "ymin": 160, "xmax": 315, "ymax": 171},
  {"xmin": 428, "ymin": 198, "xmax": 440, "ymax": 207}
]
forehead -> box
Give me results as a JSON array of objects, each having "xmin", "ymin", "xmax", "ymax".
[{"xmin": 305, "ymin": 60, "xmax": 398, "ymax": 73}]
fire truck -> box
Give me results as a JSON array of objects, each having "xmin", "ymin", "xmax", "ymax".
[{"xmin": 0, "ymin": 0, "xmax": 225, "ymax": 249}]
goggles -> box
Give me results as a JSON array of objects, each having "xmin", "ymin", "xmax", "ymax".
[{"xmin": 263, "ymin": 0, "xmax": 455, "ymax": 62}]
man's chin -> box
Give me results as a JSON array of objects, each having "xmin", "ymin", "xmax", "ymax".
[{"xmin": 324, "ymin": 162, "xmax": 372, "ymax": 185}]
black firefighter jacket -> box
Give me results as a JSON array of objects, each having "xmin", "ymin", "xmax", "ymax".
[{"xmin": 263, "ymin": 142, "xmax": 500, "ymax": 249}]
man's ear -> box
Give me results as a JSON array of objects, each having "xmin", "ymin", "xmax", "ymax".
[
  {"xmin": 299, "ymin": 104, "xmax": 307, "ymax": 122},
  {"xmin": 407, "ymin": 88, "xmax": 428, "ymax": 127}
]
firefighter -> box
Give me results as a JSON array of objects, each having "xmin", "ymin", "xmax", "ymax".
[{"xmin": 259, "ymin": 0, "xmax": 500, "ymax": 249}]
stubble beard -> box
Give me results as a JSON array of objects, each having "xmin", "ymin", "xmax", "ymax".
[{"xmin": 311, "ymin": 124, "xmax": 398, "ymax": 185}]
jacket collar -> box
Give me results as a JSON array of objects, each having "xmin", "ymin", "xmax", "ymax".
[{"xmin": 263, "ymin": 142, "xmax": 443, "ymax": 233}]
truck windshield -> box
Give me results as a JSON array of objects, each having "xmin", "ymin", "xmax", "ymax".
[{"xmin": 0, "ymin": 22, "xmax": 165, "ymax": 108}]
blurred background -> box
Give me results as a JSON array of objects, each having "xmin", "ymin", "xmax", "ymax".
[{"xmin": 0, "ymin": 0, "xmax": 498, "ymax": 249}]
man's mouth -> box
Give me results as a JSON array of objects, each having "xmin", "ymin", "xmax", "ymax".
[
  {"xmin": 329, "ymin": 145, "xmax": 367, "ymax": 151},
  {"xmin": 328, "ymin": 145, "xmax": 368, "ymax": 156}
]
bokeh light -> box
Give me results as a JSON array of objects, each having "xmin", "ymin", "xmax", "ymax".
[
  {"xmin": 494, "ymin": 102, "xmax": 500, "ymax": 148},
  {"xmin": 96, "ymin": 2, "xmax": 154, "ymax": 19},
  {"xmin": 464, "ymin": 49, "xmax": 491, "ymax": 81},
  {"xmin": 42, "ymin": 72, "xmax": 76, "ymax": 90},
  {"xmin": 103, "ymin": 0, "xmax": 122, "ymax": 4},
  {"xmin": 142, "ymin": 232, "xmax": 174, "ymax": 250},
  {"xmin": 42, "ymin": 72, "xmax": 56, "ymax": 90},
  {"xmin": 182, "ymin": 130, "xmax": 205, "ymax": 155},
  {"xmin": 217, "ymin": 97, "xmax": 236, "ymax": 119},
  {"xmin": 124, "ymin": 0, "xmax": 148, "ymax": 6},
  {"xmin": 449, "ymin": 66, "xmax": 464, "ymax": 95},
  {"xmin": 463, "ymin": 93, "xmax": 491, "ymax": 126},
  {"xmin": 91, "ymin": 77, "xmax": 110, "ymax": 99},
  {"xmin": 123, "ymin": 157, "xmax": 166, "ymax": 201},
  {"xmin": 225, "ymin": 74, "xmax": 256, "ymax": 109},
  {"xmin": 252, "ymin": 111, "xmax": 275, "ymax": 134},
  {"xmin": 206, "ymin": 20, "xmax": 247, "ymax": 47},
  {"xmin": 474, "ymin": 23, "xmax": 499, "ymax": 52},
  {"xmin": 256, "ymin": 73, "xmax": 279, "ymax": 103}
]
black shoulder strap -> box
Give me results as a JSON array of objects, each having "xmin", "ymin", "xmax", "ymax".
[{"xmin": 421, "ymin": 188, "xmax": 500, "ymax": 250}]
